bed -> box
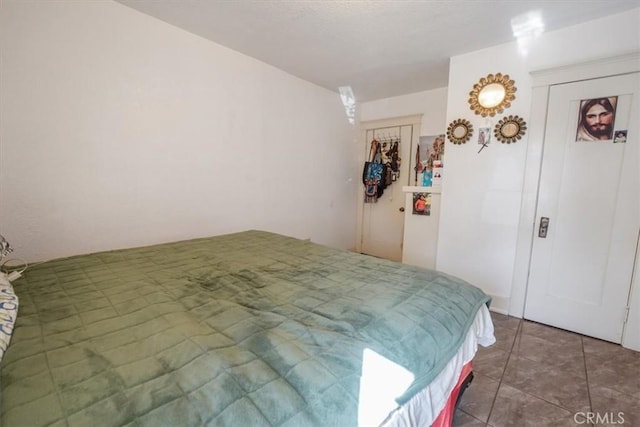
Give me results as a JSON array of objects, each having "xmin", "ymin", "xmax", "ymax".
[{"xmin": 0, "ymin": 230, "xmax": 494, "ymax": 426}]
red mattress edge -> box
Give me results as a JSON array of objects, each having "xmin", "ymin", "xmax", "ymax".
[{"xmin": 430, "ymin": 360, "xmax": 474, "ymax": 427}]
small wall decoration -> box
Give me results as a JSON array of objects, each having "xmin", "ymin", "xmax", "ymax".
[
  {"xmin": 469, "ymin": 73, "xmax": 517, "ymax": 117},
  {"xmin": 415, "ymin": 134, "xmax": 445, "ymax": 185},
  {"xmin": 447, "ymin": 118, "xmax": 473, "ymax": 145},
  {"xmin": 614, "ymin": 130, "xmax": 627, "ymax": 143},
  {"xmin": 432, "ymin": 160, "xmax": 443, "ymax": 186},
  {"xmin": 494, "ymin": 115, "xmax": 527, "ymax": 144},
  {"xmin": 477, "ymin": 127, "xmax": 491, "ymax": 153},
  {"xmin": 412, "ymin": 192, "xmax": 431, "ymax": 216},
  {"xmin": 575, "ymin": 96, "xmax": 617, "ymax": 141},
  {"xmin": 478, "ymin": 127, "xmax": 491, "ymax": 145}
]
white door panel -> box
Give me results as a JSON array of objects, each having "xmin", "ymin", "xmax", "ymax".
[
  {"xmin": 361, "ymin": 125, "xmax": 413, "ymax": 261},
  {"xmin": 525, "ymin": 72, "xmax": 639, "ymax": 342}
]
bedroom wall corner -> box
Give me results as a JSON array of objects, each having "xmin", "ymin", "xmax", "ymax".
[
  {"xmin": 439, "ymin": 8, "xmax": 640, "ymax": 319},
  {"xmin": 0, "ymin": 1, "xmax": 358, "ymax": 261},
  {"xmin": 357, "ymin": 88, "xmax": 448, "ymax": 258},
  {"xmin": 487, "ymin": 295, "xmax": 510, "ymax": 316}
]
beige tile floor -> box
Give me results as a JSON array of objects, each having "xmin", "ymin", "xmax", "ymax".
[{"xmin": 454, "ymin": 312, "xmax": 640, "ymax": 427}]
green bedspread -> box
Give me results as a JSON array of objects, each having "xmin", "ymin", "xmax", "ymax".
[{"xmin": 1, "ymin": 230, "xmax": 489, "ymax": 426}]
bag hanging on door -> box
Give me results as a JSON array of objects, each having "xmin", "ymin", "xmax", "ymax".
[
  {"xmin": 362, "ymin": 139, "xmax": 386, "ymax": 203},
  {"xmin": 363, "ymin": 162, "xmax": 385, "ymax": 202},
  {"xmin": 384, "ymin": 164, "xmax": 393, "ymax": 187}
]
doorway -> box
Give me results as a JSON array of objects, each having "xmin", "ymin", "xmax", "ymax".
[
  {"xmin": 357, "ymin": 115, "xmax": 422, "ymax": 262},
  {"xmin": 524, "ymin": 71, "xmax": 639, "ymax": 343}
]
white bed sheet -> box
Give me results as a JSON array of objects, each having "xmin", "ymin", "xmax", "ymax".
[
  {"xmin": 0, "ymin": 281, "xmax": 18, "ymax": 364},
  {"xmin": 378, "ymin": 304, "xmax": 496, "ymax": 427}
]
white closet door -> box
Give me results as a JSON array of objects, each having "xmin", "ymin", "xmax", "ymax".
[{"xmin": 525, "ymin": 72, "xmax": 639, "ymax": 342}]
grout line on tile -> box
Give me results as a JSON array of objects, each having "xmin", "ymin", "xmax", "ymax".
[
  {"xmin": 484, "ymin": 316, "xmax": 522, "ymax": 424},
  {"xmin": 457, "ymin": 408, "xmax": 488, "ymax": 426},
  {"xmin": 581, "ymin": 335, "xmax": 595, "ymax": 427},
  {"xmin": 485, "ymin": 317, "xmax": 588, "ymax": 424},
  {"xmin": 497, "ymin": 331, "xmax": 595, "ymax": 425},
  {"xmin": 506, "ymin": 385, "xmax": 590, "ymax": 421}
]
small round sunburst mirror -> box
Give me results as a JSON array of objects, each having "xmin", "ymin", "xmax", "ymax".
[
  {"xmin": 494, "ymin": 115, "xmax": 527, "ymax": 144},
  {"xmin": 469, "ymin": 73, "xmax": 517, "ymax": 117},
  {"xmin": 447, "ymin": 118, "xmax": 473, "ymax": 145}
]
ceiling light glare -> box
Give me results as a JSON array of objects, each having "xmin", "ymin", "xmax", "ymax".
[
  {"xmin": 339, "ymin": 86, "xmax": 356, "ymax": 124},
  {"xmin": 511, "ymin": 11, "xmax": 544, "ymax": 55}
]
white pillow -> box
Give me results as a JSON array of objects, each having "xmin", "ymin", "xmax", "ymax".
[{"xmin": 0, "ymin": 283, "xmax": 18, "ymax": 363}]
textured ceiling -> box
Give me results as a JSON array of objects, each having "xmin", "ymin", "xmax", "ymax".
[{"xmin": 117, "ymin": 0, "xmax": 640, "ymax": 102}]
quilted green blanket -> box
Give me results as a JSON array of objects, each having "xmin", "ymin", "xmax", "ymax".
[{"xmin": 1, "ymin": 230, "xmax": 489, "ymax": 426}]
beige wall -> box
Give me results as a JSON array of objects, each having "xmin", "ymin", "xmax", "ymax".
[{"xmin": 0, "ymin": 1, "xmax": 359, "ymax": 261}]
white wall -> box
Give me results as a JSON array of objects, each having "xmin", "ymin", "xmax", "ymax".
[
  {"xmin": 439, "ymin": 8, "xmax": 640, "ymax": 347},
  {"xmin": 0, "ymin": 1, "xmax": 359, "ymax": 262},
  {"xmin": 359, "ymin": 9, "xmax": 640, "ymax": 348},
  {"xmin": 439, "ymin": 47, "xmax": 531, "ymax": 314},
  {"xmin": 360, "ymin": 87, "xmax": 448, "ymax": 137}
]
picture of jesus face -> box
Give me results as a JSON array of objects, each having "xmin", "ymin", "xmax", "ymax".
[
  {"xmin": 585, "ymin": 104, "xmax": 614, "ymax": 137},
  {"xmin": 576, "ymin": 97, "xmax": 617, "ymax": 141}
]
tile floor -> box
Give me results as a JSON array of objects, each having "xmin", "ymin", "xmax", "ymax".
[{"xmin": 454, "ymin": 312, "xmax": 640, "ymax": 427}]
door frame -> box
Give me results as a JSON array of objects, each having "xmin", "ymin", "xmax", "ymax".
[
  {"xmin": 356, "ymin": 114, "xmax": 423, "ymax": 255},
  {"xmin": 509, "ymin": 51, "xmax": 640, "ymax": 350}
]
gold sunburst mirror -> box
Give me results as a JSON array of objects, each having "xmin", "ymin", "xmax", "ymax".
[
  {"xmin": 494, "ymin": 115, "xmax": 527, "ymax": 144},
  {"xmin": 468, "ymin": 73, "xmax": 517, "ymax": 117},
  {"xmin": 447, "ymin": 118, "xmax": 473, "ymax": 145}
]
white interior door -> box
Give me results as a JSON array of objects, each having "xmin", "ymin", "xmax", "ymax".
[
  {"xmin": 525, "ymin": 72, "xmax": 639, "ymax": 343},
  {"xmin": 360, "ymin": 124, "xmax": 413, "ymax": 261}
]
